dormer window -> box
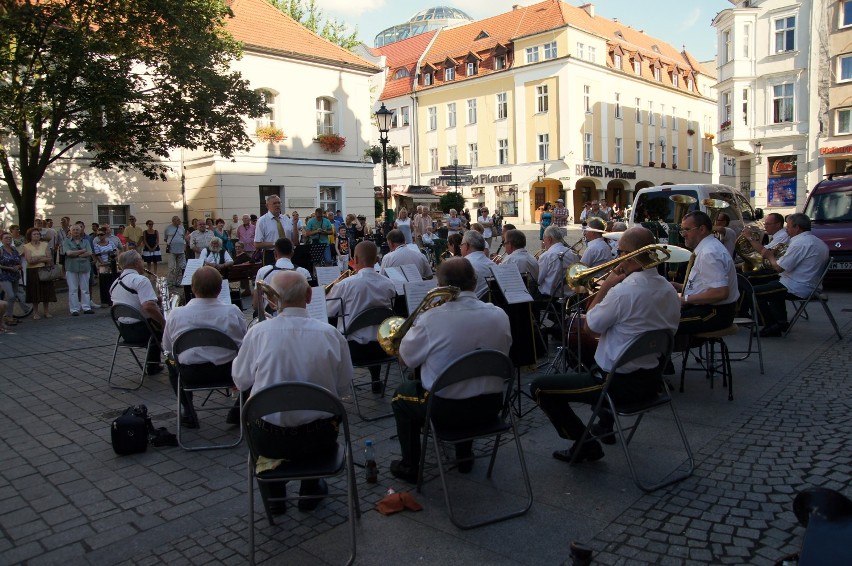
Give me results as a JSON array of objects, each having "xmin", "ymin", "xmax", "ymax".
[
  {"xmin": 467, "ymin": 62, "xmax": 477, "ymax": 76},
  {"xmin": 475, "ymin": 30, "xmax": 490, "ymax": 41},
  {"xmin": 423, "ymin": 72, "xmax": 433, "ymax": 86},
  {"xmin": 394, "ymin": 68, "xmax": 410, "ymax": 80},
  {"xmin": 672, "ymin": 73, "xmax": 679, "ymax": 87},
  {"xmin": 445, "ymin": 67, "xmax": 455, "ymax": 81},
  {"xmin": 614, "ymin": 53, "xmax": 622, "ymax": 69},
  {"xmin": 633, "ymin": 58, "xmax": 641, "ymax": 74},
  {"xmin": 495, "ymin": 55, "xmax": 507, "ymax": 69}
]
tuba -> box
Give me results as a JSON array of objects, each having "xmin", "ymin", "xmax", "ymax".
[
  {"xmin": 377, "ymin": 286, "xmax": 460, "ymax": 356},
  {"xmin": 566, "ymin": 244, "xmax": 692, "ymax": 293},
  {"xmin": 670, "ymin": 194, "xmax": 698, "ymax": 226}
]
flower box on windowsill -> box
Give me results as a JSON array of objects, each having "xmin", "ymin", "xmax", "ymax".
[
  {"xmin": 719, "ymin": 121, "xmax": 731, "ymax": 131},
  {"xmin": 704, "ymin": 133, "xmax": 716, "ymax": 140},
  {"xmin": 660, "ymin": 163, "xmax": 667, "ymax": 168},
  {"xmin": 687, "ymin": 129, "xmax": 695, "ymax": 136},
  {"xmin": 648, "ymin": 161, "xmax": 656, "ymax": 167},
  {"xmin": 255, "ymin": 126, "xmax": 286, "ymax": 142},
  {"xmin": 672, "ymin": 164, "xmax": 677, "ymax": 169},
  {"xmin": 315, "ymin": 134, "xmax": 346, "ymax": 153}
]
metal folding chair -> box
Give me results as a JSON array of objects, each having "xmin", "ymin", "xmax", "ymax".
[
  {"xmin": 784, "ymin": 258, "xmax": 843, "ymax": 340},
  {"xmin": 108, "ymin": 304, "xmax": 161, "ymax": 390},
  {"xmin": 343, "ymin": 306, "xmax": 400, "ymax": 422},
  {"xmin": 730, "ymin": 273, "xmax": 764, "ymax": 374},
  {"xmin": 243, "ymin": 383, "xmax": 360, "ymax": 565}
]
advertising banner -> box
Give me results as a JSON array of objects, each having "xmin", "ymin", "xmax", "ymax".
[{"xmin": 767, "ymin": 155, "xmax": 797, "ymax": 207}]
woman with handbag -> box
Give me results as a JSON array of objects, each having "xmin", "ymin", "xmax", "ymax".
[
  {"xmin": 0, "ymin": 231, "xmax": 28, "ymax": 326},
  {"xmin": 141, "ymin": 220, "xmax": 161, "ymax": 274},
  {"xmin": 22, "ymin": 228, "xmax": 58, "ymax": 320}
]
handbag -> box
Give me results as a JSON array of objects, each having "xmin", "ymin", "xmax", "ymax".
[
  {"xmin": 111, "ymin": 405, "xmax": 151, "ymax": 455},
  {"xmin": 38, "ymin": 264, "xmax": 63, "ymax": 282}
]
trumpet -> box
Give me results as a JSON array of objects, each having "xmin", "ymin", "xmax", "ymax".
[
  {"xmin": 566, "ymin": 244, "xmax": 692, "ymax": 293},
  {"xmin": 378, "ymin": 286, "xmax": 460, "ymax": 356},
  {"xmin": 324, "ymin": 269, "xmax": 354, "ymax": 294}
]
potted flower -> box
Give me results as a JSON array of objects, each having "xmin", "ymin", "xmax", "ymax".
[
  {"xmin": 648, "ymin": 161, "xmax": 656, "ymax": 167},
  {"xmin": 364, "ymin": 145, "xmax": 401, "ymax": 165},
  {"xmin": 316, "ymin": 133, "xmax": 346, "ymax": 153},
  {"xmin": 720, "ymin": 120, "xmax": 731, "ymax": 131},
  {"xmin": 704, "ymin": 133, "xmax": 716, "ymax": 140},
  {"xmin": 687, "ymin": 128, "xmax": 695, "ymax": 136},
  {"xmin": 660, "ymin": 162, "xmax": 667, "ymax": 168},
  {"xmin": 672, "ymin": 163, "xmax": 677, "ymax": 169},
  {"xmin": 256, "ymin": 126, "xmax": 286, "ymax": 142}
]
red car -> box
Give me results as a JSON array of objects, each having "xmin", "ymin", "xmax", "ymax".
[{"xmin": 803, "ymin": 173, "xmax": 852, "ymax": 278}]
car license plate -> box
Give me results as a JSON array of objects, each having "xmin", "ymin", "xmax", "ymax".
[{"xmin": 829, "ymin": 261, "xmax": 852, "ymax": 270}]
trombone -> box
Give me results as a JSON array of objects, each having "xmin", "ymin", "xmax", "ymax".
[{"xmin": 565, "ymin": 244, "xmax": 692, "ymax": 294}]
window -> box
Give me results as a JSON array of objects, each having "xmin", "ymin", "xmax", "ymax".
[
  {"xmin": 615, "ymin": 137, "xmax": 622, "ymax": 164},
  {"xmin": 390, "ymin": 110, "xmax": 398, "ymax": 128},
  {"xmin": 653, "ymin": 66, "xmax": 661, "ymax": 81},
  {"xmin": 537, "ymin": 134, "xmax": 550, "ymax": 160},
  {"xmin": 773, "ymin": 83, "xmax": 794, "ymax": 123},
  {"xmin": 614, "ymin": 53, "xmax": 622, "ymax": 69},
  {"xmin": 429, "ymin": 148, "xmax": 438, "ymax": 171},
  {"xmin": 774, "ymin": 16, "xmax": 796, "ymax": 53},
  {"xmin": 649, "ymin": 142, "xmax": 655, "ymax": 163},
  {"xmin": 703, "ymin": 151, "xmax": 712, "ymax": 173},
  {"xmin": 401, "ymin": 145, "xmax": 411, "ymax": 166},
  {"xmin": 400, "ymin": 106, "xmax": 410, "ymax": 126},
  {"xmin": 256, "ymin": 89, "xmax": 276, "ymax": 127},
  {"xmin": 468, "ymin": 143, "xmax": 479, "ymax": 167},
  {"xmin": 844, "ymin": 1, "xmax": 852, "ymax": 27},
  {"xmin": 584, "ymin": 85, "xmax": 591, "ymax": 113},
  {"xmin": 544, "ymin": 41, "xmax": 557, "ymax": 60},
  {"xmin": 536, "ymin": 85, "xmax": 549, "ymax": 113},
  {"xmin": 838, "ymin": 109, "xmax": 852, "ymax": 134},
  {"xmin": 614, "ymin": 93, "xmax": 621, "ymax": 119},
  {"xmin": 316, "ymin": 97, "xmax": 335, "ymax": 135},
  {"xmin": 428, "ymin": 106, "xmax": 437, "ymax": 131},
  {"xmin": 447, "ymin": 145, "xmax": 458, "ymax": 164},
  {"xmin": 661, "ymin": 104, "xmax": 667, "ymax": 128},
  {"xmin": 723, "ymin": 91, "xmax": 732, "ymax": 122},
  {"xmin": 394, "ymin": 68, "xmax": 410, "ymax": 79},
  {"xmin": 588, "ymin": 46, "xmax": 596, "ymax": 62},
  {"xmin": 444, "ymin": 66, "xmax": 456, "ymax": 81},
  {"xmin": 319, "ymin": 186, "xmax": 339, "ymax": 213},
  {"xmin": 840, "ymin": 54, "xmax": 852, "ymax": 82},
  {"xmin": 671, "ymin": 107, "xmax": 677, "ymax": 130},
  {"xmin": 526, "ymin": 46, "xmax": 539, "ymax": 63},
  {"xmin": 494, "ymin": 92, "xmax": 508, "ymax": 120},
  {"xmin": 466, "ymin": 62, "xmax": 477, "ymax": 76},
  {"xmin": 649, "ymin": 101, "xmax": 655, "ymax": 125},
  {"xmin": 742, "ymin": 89, "xmax": 749, "ymax": 125},
  {"xmin": 498, "ymin": 139, "xmax": 509, "ymax": 165},
  {"xmin": 495, "ymin": 55, "xmax": 507, "ymax": 70},
  {"xmin": 584, "ymin": 133, "xmax": 593, "ymax": 160},
  {"xmin": 672, "ymin": 146, "xmax": 678, "ymax": 167},
  {"xmin": 98, "ymin": 205, "xmax": 129, "ymax": 228},
  {"xmin": 636, "ymin": 141, "xmax": 642, "ymax": 166},
  {"xmin": 672, "ymin": 73, "xmax": 679, "ymax": 87},
  {"xmin": 423, "ymin": 72, "xmax": 433, "ymax": 86},
  {"xmin": 447, "ymin": 103, "xmax": 456, "ymax": 128},
  {"xmin": 634, "ymin": 58, "xmax": 642, "ymax": 74},
  {"xmin": 743, "ymin": 23, "xmax": 751, "ymax": 57},
  {"xmin": 723, "ymin": 30, "xmax": 732, "ymax": 64},
  {"xmin": 577, "ymin": 42, "xmax": 585, "ymax": 60},
  {"xmin": 467, "ymin": 99, "xmax": 477, "ymax": 124},
  {"xmin": 687, "ymin": 77, "xmax": 694, "ymax": 91},
  {"xmin": 687, "ymin": 148, "xmax": 694, "ymax": 170},
  {"xmin": 635, "ymin": 98, "xmax": 641, "ymax": 123},
  {"xmin": 258, "ymin": 186, "xmax": 282, "ymax": 216}
]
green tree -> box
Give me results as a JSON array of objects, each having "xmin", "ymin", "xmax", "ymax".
[
  {"xmin": 268, "ymin": 0, "xmax": 359, "ymax": 50},
  {"xmin": 0, "ymin": 0, "xmax": 268, "ymax": 229},
  {"xmin": 439, "ymin": 191, "xmax": 466, "ymax": 214}
]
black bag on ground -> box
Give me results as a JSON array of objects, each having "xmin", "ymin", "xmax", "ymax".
[{"xmin": 111, "ymin": 405, "xmax": 150, "ymax": 455}]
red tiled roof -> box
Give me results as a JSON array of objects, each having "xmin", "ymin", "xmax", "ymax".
[
  {"xmin": 375, "ymin": 30, "xmax": 438, "ymax": 100},
  {"xmin": 225, "ymin": 0, "xmax": 377, "ymax": 73}
]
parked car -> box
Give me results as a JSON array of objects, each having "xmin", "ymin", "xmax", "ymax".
[{"xmin": 803, "ymin": 173, "xmax": 852, "ymax": 278}]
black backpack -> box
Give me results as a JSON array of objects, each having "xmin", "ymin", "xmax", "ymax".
[{"xmin": 111, "ymin": 405, "xmax": 151, "ymax": 455}]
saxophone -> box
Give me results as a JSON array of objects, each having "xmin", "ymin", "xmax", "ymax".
[
  {"xmin": 377, "ymin": 286, "xmax": 460, "ymax": 356},
  {"xmin": 147, "ymin": 269, "xmax": 181, "ymax": 314}
]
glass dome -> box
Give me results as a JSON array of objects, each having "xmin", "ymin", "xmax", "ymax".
[{"xmin": 374, "ymin": 6, "xmax": 474, "ymax": 47}]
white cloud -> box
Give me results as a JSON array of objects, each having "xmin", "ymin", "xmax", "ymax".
[
  {"xmin": 680, "ymin": 8, "xmax": 701, "ymax": 29},
  {"xmin": 317, "ymin": 0, "xmax": 386, "ymax": 18}
]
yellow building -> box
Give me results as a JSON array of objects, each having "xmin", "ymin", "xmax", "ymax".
[{"xmin": 370, "ymin": 1, "xmax": 719, "ymax": 224}]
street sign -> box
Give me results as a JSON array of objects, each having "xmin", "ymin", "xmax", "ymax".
[
  {"xmin": 439, "ymin": 175, "xmax": 474, "ymax": 186},
  {"xmin": 440, "ymin": 165, "xmax": 472, "ymax": 175}
]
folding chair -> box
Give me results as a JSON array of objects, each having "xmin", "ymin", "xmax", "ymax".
[
  {"xmin": 172, "ymin": 329, "xmax": 242, "ymax": 451},
  {"xmin": 784, "ymin": 258, "xmax": 843, "ymax": 340},
  {"xmin": 108, "ymin": 304, "xmax": 161, "ymax": 390},
  {"xmin": 343, "ymin": 306, "xmax": 400, "ymax": 422},
  {"xmin": 730, "ymin": 273, "xmax": 764, "ymax": 374},
  {"xmin": 416, "ymin": 350, "xmax": 533, "ymax": 529},
  {"xmin": 573, "ymin": 329, "xmax": 694, "ymax": 492},
  {"xmin": 243, "ymin": 383, "xmax": 360, "ymax": 565}
]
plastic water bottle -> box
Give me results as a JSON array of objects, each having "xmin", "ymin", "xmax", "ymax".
[{"xmin": 365, "ymin": 439, "xmax": 378, "ymax": 483}]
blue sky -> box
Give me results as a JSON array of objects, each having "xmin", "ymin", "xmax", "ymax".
[{"xmin": 315, "ymin": 0, "xmax": 732, "ymax": 62}]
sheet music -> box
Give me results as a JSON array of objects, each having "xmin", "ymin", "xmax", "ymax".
[
  {"xmin": 400, "ymin": 264, "xmax": 422, "ymax": 283},
  {"xmin": 384, "ymin": 267, "xmax": 407, "ymax": 295},
  {"xmin": 306, "ymin": 290, "xmax": 329, "ymax": 321},
  {"xmin": 218, "ymin": 280, "xmax": 232, "ymax": 305},
  {"xmin": 404, "ymin": 280, "xmax": 437, "ymax": 314},
  {"xmin": 315, "ymin": 266, "xmax": 343, "ymax": 287},
  {"xmin": 180, "ymin": 259, "xmax": 204, "ymax": 286},
  {"xmin": 490, "ymin": 263, "xmax": 533, "ymax": 304}
]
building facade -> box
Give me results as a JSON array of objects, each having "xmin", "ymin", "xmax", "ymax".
[
  {"xmin": 369, "ymin": 1, "xmax": 719, "ymax": 225},
  {"xmin": 819, "ymin": 1, "xmax": 852, "ymax": 175}
]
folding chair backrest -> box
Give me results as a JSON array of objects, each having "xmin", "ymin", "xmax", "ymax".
[
  {"xmin": 345, "ymin": 306, "xmax": 395, "ymax": 337},
  {"xmin": 111, "ymin": 303, "xmax": 158, "ymax": 343},
  {"xmin": 172, "ymin": 328, "xmax": 239, "ymax": 365},
  {"xmin": 610, "ymin": 329, "xmax": 674, "ymax": 377},
  {"xmin": 735, "ymin": 273, "xmax": 757, "ymax": 314},
  {"xmin": 430, "ymin": 350, "xmax": 514, "ymax": 396}
]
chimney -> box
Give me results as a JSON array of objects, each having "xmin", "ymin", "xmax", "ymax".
[
  {"xmin": 512, "ymin": 4, "xmax": 520, "ymax": 9},
  {"xmin": 580, "ymin": 3, "xmax": 595, "ymax": 17}
]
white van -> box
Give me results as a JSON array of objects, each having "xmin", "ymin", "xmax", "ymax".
[{"xmin": 629, "ymin": 184, "xmax": 763, "ymax": 243}]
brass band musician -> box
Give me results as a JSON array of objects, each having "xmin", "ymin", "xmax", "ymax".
[
  {"xmin": 380, "ymin": 229, "xmax": 432, "ymax": 280},
  {"xmin": 537, "ymin": 226, "xmax": 580, "ymax": 298},
  {"xmin": 254, "ymin": 238, "xmax": 311, "ymax": 315},
  {"xmin": 530, "ymin": 227, "xmax": 680, "ymax": 463},
  {"xmin": 459, "ymin": 230, "xmax": 495, "ymax": 298},
  {"xmin": 580, "ymin": 218, "xmax": 612, "ymax": 268},
  {"xmin": 501, "ymin": 229, "xmax": 539, "ymax": 280}
]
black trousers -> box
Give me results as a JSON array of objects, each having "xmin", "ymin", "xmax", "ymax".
[
  {"xmin": 168, "ymin": 361, "xmax": 236, "ymax": 418},
  {"xmin": 119, "ymin": 321, "xmax": 161, "ymax": 367},
  {"xmin": 677, "ymin": 302, "xmax": 736, "ymax": 336},
  {"xmin": 753, "ymin": 279, "xmax": 794, "ymax": 327},
  {"xmin": 347, "ymin": 341, "xmax": 386, "ymax": 380}
]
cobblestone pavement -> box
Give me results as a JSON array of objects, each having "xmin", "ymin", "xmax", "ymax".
[{"xmin": 0, "ymin": 273, "xmax": 849, "ymax": 565}]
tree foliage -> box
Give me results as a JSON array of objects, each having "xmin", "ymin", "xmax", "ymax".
[
  {"xmin": 267, "ymin": 0, "xmax": 359, "ymax": 51},
  {"xmin": 439, "ymin": 191, "xmax": 466, "ymax": 214},
  {"xmin": 0, "ymin": 0, "xmax": 268, "ymax": 228}
]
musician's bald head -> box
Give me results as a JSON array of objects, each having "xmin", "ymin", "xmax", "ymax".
[
  {"xmin": 437, "ymin": 258, "xmax": 476, "ymax": 292},
  {"xmin": 620, "ymin": 226, "xmax": 655, "ymax": 252},
  {"xmin": 270, "ymin": 270, "xmax": 311, "ymax": 310},
  {"xmin": 354, "ymin": 241, "xmax": 378, "ymax": 269},
  {"xmin": 192, "ymin": 266, "xmax": 223, "ymax": 298}
]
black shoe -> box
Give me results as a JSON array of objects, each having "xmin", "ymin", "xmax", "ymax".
[
  {"xmin": 455, "ymin": 443, "xmax": 474, "ymax": 474},
  {"xmin": 181, "ymin": 415, "xmax": 199, "ymax": 429},
  {"xmin": 146, "ymin": 364, "xmax": 164, "ymax": 375},
  {"xmin": 759, "ymin": 324, "xmax": 782, "ymax": 338},
  {"xmin": 591, "ymin": 423, "xmax": 617, "ymax": 445},
  {"xmin": 389, "ymin": 459, "xmax": 419, "ymax": 484},
  {"xmin": 83, "ymin": 310, "xmax": 94, "ymax": 315},
  {"xmin": 778, "ymin": 321, "xmax": 790, "ymax": 332},
  {"xmin": 71, "ymin": 311, "xmax": 80, "ymax": 317},
  {"xmin": 225, "ymin": 407, "xmax": 240, "ymax": 425},
  {"xmin": 553, "ymin": 440, "xmax": 605, "ymax": 464},
  {"xmin": 298, "ymin": 479, "xmax": 328, "ymax": 511}
]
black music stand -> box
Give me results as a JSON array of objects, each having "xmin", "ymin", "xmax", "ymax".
[
  {"xmin": 292, "ymin": 244, "xmax": 315, "ymax": 284},
  {"xmin": 308, "ymin": 243, "xmax": 328, "ymax": 267}
]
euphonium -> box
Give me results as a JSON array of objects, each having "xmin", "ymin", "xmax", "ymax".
[
  {"xmin": 566, "ymin": 244, "xmax": 692, "ymax": 293},
  {"xmin": 734, "ymin": 226, "xmax": 765, "ymax": 271},
  {"xmin": 324, "ymin": 269, "xmax": 354, "ymax": 294},
  {"xmin": 377, "ymin": 286, "xmax": 460, "ymax": 356}
]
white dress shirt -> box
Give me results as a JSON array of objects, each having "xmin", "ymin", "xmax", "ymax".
[
  {"xmin": 685, "ymin": 235, "xmax": 739, "ymax": 305},
  {"xmin": 256, "ymin": 258, "xmax": 312, "ymax": 314},
  {"xmin": 767, "ymin": 227, "xmax": 790, "ymax": 249},
  {"xmin": 254, "ymin": 211, "xmax": 293, "ymax": 247},
  {"xmin": 110, "ymin": 271, "xmax": 159, "ymax": 323},
  {"xmin": 503, "ymin": 248, "xmax": 539, "ymax": 280},
  {"xmin": 327, "ymin": 268, "xmax": 396, "ymax": 344},
  {"xmin": 380, "ymin": 245, "xmax": 432, "ymax": 280},
  {"xmin": 580, "ymin": 237, "xmax": 612, "ymax": 268},
  {"xmin": 161, "ymin": 298, "xmax": 247, "ymax": 364},
  {"xmin": 199, "ymin": 249, "xmax": 233, "ymax": 265},
  {"xmin": 778, "ymin": 231, "xmax": 829, "ymax": 298},
  {"xmin": 716, "ymin": 226, "xmax": 736, "ymax": 257},
  {"xmin": 232, "ymin": 308, "xmax": 353, "ymax": 427},
  {"xmin": 537, "ymin": 243, "xmax": 579, "ymax": 297},
  {"xmin": 464, "ymin": 251, "xmax": 496, "ymax": 298},
  {"xmin": 399, "ymin": 292, "xmax": 511, "ymax": 399},
  {"xmin": 587, "ymin": 269, "xmax": 680, "ymax": 373}
]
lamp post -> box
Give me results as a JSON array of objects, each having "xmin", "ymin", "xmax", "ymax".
[
  {"xmin": 754, "ymin": 141, "xmax": 763, "ymax": 165},
  {"xmin": 374, "ymin": 103, "xmax": 393, "ymax": 236}
]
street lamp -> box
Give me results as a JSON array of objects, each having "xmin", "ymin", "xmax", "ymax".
[
  {"xmin": 754, "ymin": 141, "xmax": 763, "ymax": 165},
  {"xmin": 374, "ymin": 103, "xmax": 393, "ymax": 235}
]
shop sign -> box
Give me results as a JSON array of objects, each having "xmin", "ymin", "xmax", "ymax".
[
  {"xmin": 819, "ymin": 145, "xmax": 852, "ymax": 155},
  {"xmin": 767, "ymin": 155, "xmax": 797, "ymax": 207},
  {"xmin": 575, "ymin": 165, "xmax": 637, "ymax": 179}
]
